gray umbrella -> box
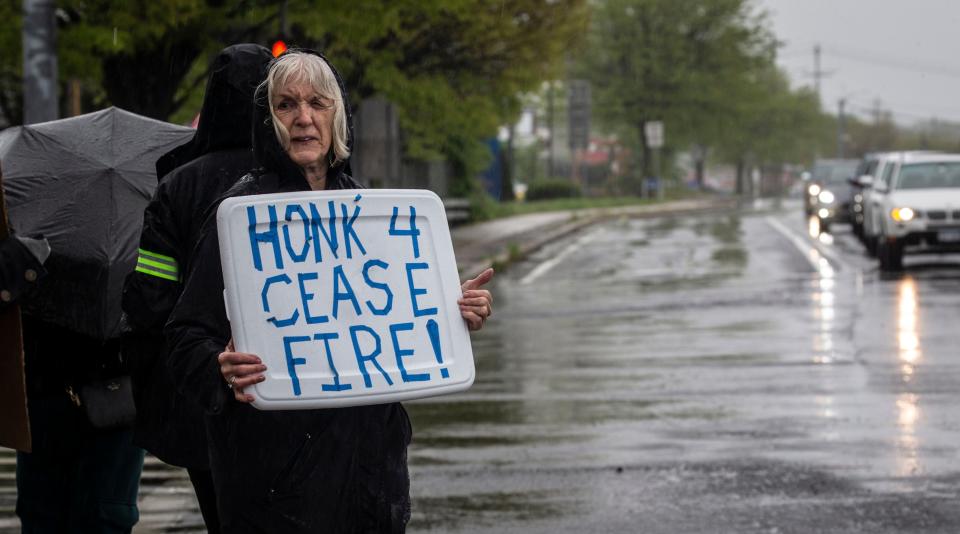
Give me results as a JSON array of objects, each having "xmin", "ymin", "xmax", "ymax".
[{"xmin": 0, "ymin": 107, "xmax": 194, "ymax": 340}]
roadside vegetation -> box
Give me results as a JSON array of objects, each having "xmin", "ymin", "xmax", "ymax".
[
  {"xmin": 4, "ymin": 1, "xmax": 958, "ymax": 212},
  {"xmin": 468, "ymin": 186, "xmax": 710, "ymax": 222}
]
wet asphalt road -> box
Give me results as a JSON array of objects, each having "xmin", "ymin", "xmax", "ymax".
[
  {"xmin": 407, "ymin": 200, "xmax": 960, "ymax": 533},
  {"xmin": 3, "ymin": 199, "xmax": 960, "ymax": 533}
]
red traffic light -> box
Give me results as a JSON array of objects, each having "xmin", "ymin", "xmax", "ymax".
[{"xmin": 272, "ymin": 40, "xmax": 287, "ymax": 57}]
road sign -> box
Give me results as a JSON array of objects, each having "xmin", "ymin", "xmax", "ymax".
[
  {"xmin": 644, "ymin": 121, "xmax": 664, "ymax": 148},
  {"xmin": 217, "ymin": 189, "xmax": 475, "ymax": 410}
]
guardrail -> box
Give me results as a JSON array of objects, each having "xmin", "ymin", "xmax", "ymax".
[{"xmin": 443, "ymin": 197, "xmax": 471, "ymax": 226}]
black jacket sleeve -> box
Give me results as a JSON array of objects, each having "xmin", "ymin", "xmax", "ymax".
[
  {"xmin": 121, "ymin": 179, "xmax": 183, "ymax": 332},
  {"xmin": 164, "ymin": 216, "xmax": 232, "ymax": 415},
  {"xmin": 0, "ymin": 236, "xmax": 46, "ymax": 310}
]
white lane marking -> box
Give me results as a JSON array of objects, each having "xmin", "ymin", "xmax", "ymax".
[
  {"xmin": 765, "ymin": 217, "xmax": 819, "ymax": 272},
  {"xmin": 520, "ymin": 228, "xmax": 606, "ymax": 285},
  {"xmin": 765, "ymin": 216, "xmax": 853, "ymax": 275}
]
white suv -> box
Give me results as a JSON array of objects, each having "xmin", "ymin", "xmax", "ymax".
[
  {"xmin": 870, "ymin": 153, "xmax": 960, "ymax": 271},
  {"xmin": 861, "ymin": 151, "xmax": 940, "ymax": 256}
]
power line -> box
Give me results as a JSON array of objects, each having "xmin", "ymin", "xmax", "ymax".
[
  {"xmin": 775, "ymin": 49, "xmax": 812, "ymax": 60},
  {"xmin": 780, "ymin": 40, "xmax": 960, "ymax": 80},
  {"xmin": 813, "ymin": 44, "xmax": 824, "ymax": 99},
  {"xmin": 829, "ymin": 49, "xmax": 960, "ymax": 81},
  {"xmin": 777, "ymin": 42, "xmax": 960, "ymax": 123},
  {"xmin": 775, "ymin": 40, "xmax": 960, "ymax": 129},
  {"xmin": 846, "ymin": 99, "xmax": 960, "ymax": 125}
]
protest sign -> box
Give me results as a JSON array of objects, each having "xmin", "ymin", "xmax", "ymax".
[{"xmin": 217, "ymin": 189, "xmax": 475, "ymax": 410}]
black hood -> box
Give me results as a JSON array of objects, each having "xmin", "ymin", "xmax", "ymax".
[
  {"xmin": 156, "ymin": 43, "xmax": 273, "ymax": 180},
  {"xmin": 251, "ymin": 48, "xmax": 354, "ymax": 189}
]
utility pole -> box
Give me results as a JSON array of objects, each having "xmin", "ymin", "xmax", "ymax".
[
  {"xmin": 809, "ymin": 44, "xmax": 835, "ymax": 109},
  {"xmin": 813, "ymin": 44, "xmax": 822, "ymax": 102},
  {"xmin": 22, "ymin": 0, "xmax": 58, "ymax": 124},
  {"xmin": 837, "ymin": 98, "xmax": 846, "ymax": 159}
]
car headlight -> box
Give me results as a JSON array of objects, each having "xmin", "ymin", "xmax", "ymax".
[
  {"xmin": 817, "ymin": 190, "xmax": 835, "ymax": 204},
  {"xmin": 890, "ymin": 207, "xmax": 915, "ymax": 222},
  {"xmin": 808, "ymin": 184, "xmax": 821, "ymax": 196}
]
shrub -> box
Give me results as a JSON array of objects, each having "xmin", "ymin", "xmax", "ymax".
[
  {"xmin": 468, "ymin": 190, "xmax": 498, "ymax": 222},
  {"xmin": 525, "ymin": 179, "xmax": 582, "ymax": 201}
]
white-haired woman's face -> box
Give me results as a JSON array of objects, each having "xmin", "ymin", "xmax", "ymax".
[{"xmin": 273, "ymin": 80, "xmax": 334, "ymax": 170}]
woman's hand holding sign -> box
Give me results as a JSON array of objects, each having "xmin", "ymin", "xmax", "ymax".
[
  {"xmin": 219, "ymin": 268, "xmax": 492, "ymax": 405},
  {"xmin": 220, "ymin": 339, "xmax": 266, "ymax": 403},
  {"xmin": 458, "ymin": 268, "xmax": 494, "ymax": 331}
]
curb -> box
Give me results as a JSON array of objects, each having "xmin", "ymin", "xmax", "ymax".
[{"xmin": 457, "ymin": 197, "xmax": 740, "ymax": 279}]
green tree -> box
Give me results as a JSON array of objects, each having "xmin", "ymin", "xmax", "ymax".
[
  {"xmin": 578, "ymin": 0, "xmax": 776, "ymax": 188},
  {"xmin": 2, "ymin": 1, "xmax": 586, "ymax": 191},
  {"xmin": 0, "ymin": 0, "xmax": 22, "ymax": 125},
  {"xmin": 0, "ymin": 0, "xmax": 280, "ymax": 124},
  {"xmin": 843, "ymin": 109, "xmax": 897, "ymax": 156},
  {"xmin": 292, "ymin": 1, "xmax": 587, "ymax": 181},
  {"xmin": 56, "ymin": 0, "xmax": 280, "ymax": 120},
  {"xmin": 717, "ymin": 64, "xmax": 831, "ymax": 192}
]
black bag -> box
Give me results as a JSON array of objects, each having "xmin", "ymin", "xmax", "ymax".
[{"xmin": 77, "ymin": 375, "xmax": 137, "ymax": 429}]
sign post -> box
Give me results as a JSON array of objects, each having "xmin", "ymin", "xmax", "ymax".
[
  {"xmin": 217, "ymin": 189, "xmax": 475, "ymax": 410},
  {"xmin": 644, "ymin": 121, "xmax": 665, "ymax": 200}
]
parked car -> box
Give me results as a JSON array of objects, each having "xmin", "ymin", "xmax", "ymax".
[
  {"xmin": 805, "ymin": 159, "xmax": 859, "ymax": 232},
  {"xmin": 869, "ymin": 153, "xmax": 960, "ymax": 271}
]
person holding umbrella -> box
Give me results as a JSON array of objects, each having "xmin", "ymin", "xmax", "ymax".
[
  {"xmin": 121, "ymin": 43, "xmax": 273, "ymax": 532},
  {"xmin": 3, "ymin": 108, "xmax": 193, "ymax": 532},
  {"xmin": 166, "ymin": 49, "xmax": 494, "ymax": 532}
]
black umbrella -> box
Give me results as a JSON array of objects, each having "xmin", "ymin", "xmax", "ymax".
[{"xmin": 0, "ymin": 107, "xmax": 194, "ymax": 340}]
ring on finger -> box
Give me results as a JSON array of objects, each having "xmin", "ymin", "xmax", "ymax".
[{"xmin": 228, "ymin": 375, "xmax": 237, "ymax": 387}]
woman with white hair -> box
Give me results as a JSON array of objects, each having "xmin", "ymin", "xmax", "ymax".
[{"xmin": 166, "ymin": 50, "xmax": 493, "ymax": 532}]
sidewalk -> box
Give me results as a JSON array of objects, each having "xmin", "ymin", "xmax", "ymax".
[{"xmin": 452, "ymin": 196, "xmax": 740, "ymax": 279}]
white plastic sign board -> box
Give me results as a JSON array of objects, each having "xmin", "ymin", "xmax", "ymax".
[{"xmin": 216, "ymin": 189, "xmax": 474, "ymax": 410}]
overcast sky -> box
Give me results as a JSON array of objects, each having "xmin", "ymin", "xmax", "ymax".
[{"xmin": 757, "ymin": 0, "xmax": 960, "ymax": 125}]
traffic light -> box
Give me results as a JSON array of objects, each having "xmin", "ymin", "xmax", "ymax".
[{"xmin": 271, "ymin": 39, "xmax": 288, "ymax": 58}]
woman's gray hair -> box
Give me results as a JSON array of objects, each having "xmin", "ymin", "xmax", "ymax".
[{"xmin": 261, "ymin": 52, "xmax": 350, "ymax": 165}]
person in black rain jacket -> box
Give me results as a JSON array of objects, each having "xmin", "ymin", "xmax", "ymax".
[
  {"xmin": 120, "ymin": 43, "xmax": 273, "ymax": 531},
  {"xmin": 165, "ymin": 49, "xmax": 494, "ymax": 533}
]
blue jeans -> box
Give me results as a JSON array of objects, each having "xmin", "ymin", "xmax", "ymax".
[{"xmin": 16, "ymin": 395, "xmax": 145, "ymax": 533}]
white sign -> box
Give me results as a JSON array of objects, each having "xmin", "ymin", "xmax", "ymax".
[
  {"xmin": 216, "ymin": 189, "xmax": 475, "ymax": 410},
  {"xmin": 644, "ymin": 120, "xmax": 664, "ymax": 148}
]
